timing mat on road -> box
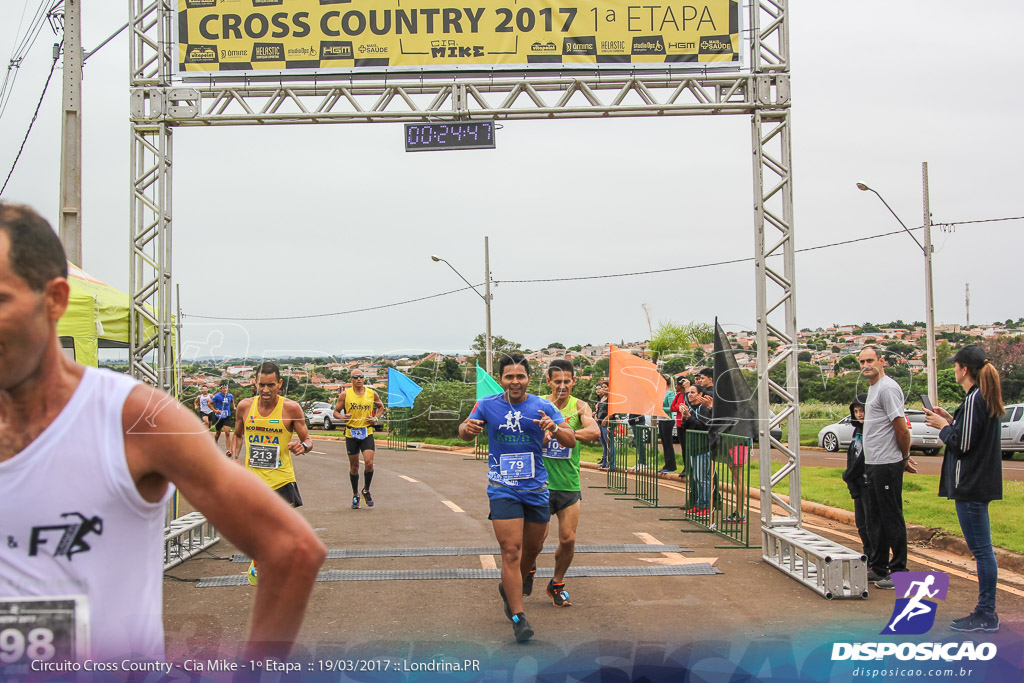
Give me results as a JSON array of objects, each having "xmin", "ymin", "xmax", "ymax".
[
  {"xmin": 196, "ymin": 563, "xmax": 721, "ymax": 588},
  {"xmin": 228, "ymin": 544, "xmax": 691, "ymax": 563}
]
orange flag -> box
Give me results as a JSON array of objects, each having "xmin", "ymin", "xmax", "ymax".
[{"xmin": 607, "ymin": 345, "xmax": 668, "ymax": 417}]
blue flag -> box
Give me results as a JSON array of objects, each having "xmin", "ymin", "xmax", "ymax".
[{"xmin": 387, "ymin": 367, "xmax": 423, "ymax": 408}]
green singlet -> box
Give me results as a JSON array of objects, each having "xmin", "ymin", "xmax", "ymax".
[{"xmin": 544, "ymin": 395, "xmax": 583, "ymax": 492}]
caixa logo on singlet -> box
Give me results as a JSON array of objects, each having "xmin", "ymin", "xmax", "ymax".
[{"xmin": 27, "ymin": 513, "xmax": 103, "ymax": 561}]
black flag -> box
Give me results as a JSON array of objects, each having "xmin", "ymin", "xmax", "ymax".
[{"xmin": 710, "ymin": 318, "xmax": 758, "ymax": 442}]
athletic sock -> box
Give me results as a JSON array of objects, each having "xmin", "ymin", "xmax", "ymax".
[
  {"xmin": 363, "ymin": 470, "xmax": 374, "ymax": 491},
  {"xmin": 350, "ymin": 474, "xmax": 359, "ymax": 495}
]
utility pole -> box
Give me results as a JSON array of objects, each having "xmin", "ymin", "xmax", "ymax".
[
  {"xmin": 965, "ymin": 282, "xmax": 970, "ymax": 328},
  {"xmin": 59, "ymin": 0, "xmax": 83, "ymax": 265},
  {"xmin": 922, "ymin": 162, "xmax": 937, "ymax": 406},
  {"xmin": 484, "ymin": 236, "xmax": 492, "ymax": 375}
]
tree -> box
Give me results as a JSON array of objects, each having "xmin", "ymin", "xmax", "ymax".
[
  {"xmin": 591, "ymin": 357, "xmax": 609, "ymax": 378},
  {"xmin": 662, "ymin": 357, "xmax": 688, "ymax": 375},
  {"xmin": 471, "ymin": 334, "xmax": 522, "ymax": 374},
  {"xmin": 798, "ymin": 351, "xmax": 812, "ymax": 362},
  {"xmin": 834, "ymin": 354, "xmax": 860, "ymax": 373},
  {"xmin": 568, "ymin": 344, "xmax": 583, "ymax": 352},
  {"xmin": 935, "ymin": 340, "xmax": 953, "ymax": 367},
  {"xmin": 572, "ymin": 355, "xmax": 592, "ymax": 370},
  {"xmin": 547, "ymin": 342, "xmax": 565, "ymax": 350},
  {"xmin": 937, "ymin": 368, "xmax": 965, "ymax": 403},
  {"xmin": 441, "ymin": 357, "xmax": 464, "ymax": 382},
  {"xmin": 406, "ymin": 381, "xmax": 475, "ymax": 439},
  {"xmin": 648, "ymin": 321, "xmax": 712, "ymax": 364},
  {"xmin": 987, "ymin": 335, "xmax": 1024, "ymax": 402}
]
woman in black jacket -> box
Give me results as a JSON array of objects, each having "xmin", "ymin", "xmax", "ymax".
[
  {"xmin": 841, "ymin": 395, "xmax": 872, "ymax": 563},
  {"xmin": 925, "ymin": 344, "xmax": 1004, "ymax": 633}
]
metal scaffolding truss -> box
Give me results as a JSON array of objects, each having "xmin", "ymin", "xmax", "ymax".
[{"xmin": 128, "ymin": 0, "xmax": 858, "ymax": 594}]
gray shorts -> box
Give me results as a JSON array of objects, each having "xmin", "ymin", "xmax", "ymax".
[{"xmin": 549, "ymin": 490, "xmax": 582, "ymax": 515}]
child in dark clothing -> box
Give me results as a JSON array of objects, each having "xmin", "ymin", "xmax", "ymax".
[{"xmin": 841, "ymin": 394, "xmax": 872, "ymax": 562}]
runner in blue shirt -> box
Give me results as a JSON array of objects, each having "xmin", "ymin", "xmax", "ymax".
[
  {"xmin": 211, "ymin": 385, "xmax": 235, "ymax": 457},
  {"xmin": 459, "ymin": 353, "xmax": 575, "ymax": 643}
]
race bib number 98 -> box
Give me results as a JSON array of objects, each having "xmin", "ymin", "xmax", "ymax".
[{"xmin": 0, "ymin": 596, "xmax": 89, "ymax": 665}]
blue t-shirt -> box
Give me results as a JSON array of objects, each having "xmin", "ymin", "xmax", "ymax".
[
  {"xmin": 212, "ymin": 392, "xmax": 234, "ymax": 419},
  {"xmin": 469, "ymin": 393, "xmax": 564, "ymax": 504}
]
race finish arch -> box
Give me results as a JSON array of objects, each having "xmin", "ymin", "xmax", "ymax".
[{"xmin": 129, "ymin": 1, "xmax": 861, "ymax": 597}]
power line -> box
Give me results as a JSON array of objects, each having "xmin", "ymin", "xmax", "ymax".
[
  {"xmin": 184, "ymin": 215, "xmax": 1021, "ymax": 321},
  {"xmin": 0, "ymin": 41, "xmax": 59, "ymax": 197},
  {"xmin": 183, "ymin": 285, "xmax": 478, "ymax": 321}
]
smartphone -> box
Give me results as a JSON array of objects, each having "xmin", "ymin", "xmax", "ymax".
[{"xmin": 920, "ymin": 394, "xmax": 934, "ymax": 412}]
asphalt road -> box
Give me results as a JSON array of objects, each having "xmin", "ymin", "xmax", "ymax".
[{"xmin": 161, "ymin": 441, "xmax": 1024, "ymax": 679}]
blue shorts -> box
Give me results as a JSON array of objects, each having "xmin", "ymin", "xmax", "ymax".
[{"xmin": 487, "ymin": 488, "xmax": 550, "ymax": 523}]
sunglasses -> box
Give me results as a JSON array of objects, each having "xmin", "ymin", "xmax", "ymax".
[{"xmin": 352, "ymin": 376, "xmax": 365, "ymax": 379}]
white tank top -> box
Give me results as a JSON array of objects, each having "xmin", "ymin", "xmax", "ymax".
[{"xmin": 0, "ymin": 367, "xmax": 171, "ymax": 662}]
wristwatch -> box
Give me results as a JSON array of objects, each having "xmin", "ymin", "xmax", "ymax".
[{"xmin": 302, "ymin": 440, "xmax": 313, "ymax": 453}]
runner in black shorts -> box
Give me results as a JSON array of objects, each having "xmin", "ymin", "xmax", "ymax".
[{"xmin": 333, "ymin": 371, "xmax": 384, "ymax": 509}]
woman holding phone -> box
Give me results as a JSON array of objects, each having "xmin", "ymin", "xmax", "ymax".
[{"xmin": 924, "ymin": 344, "xmax": 1004, "ymax": 633}]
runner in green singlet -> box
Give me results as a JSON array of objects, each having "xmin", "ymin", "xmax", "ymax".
[{"xmin": 540, "ymin": 359, "xmax": 600, "ymax": 607}]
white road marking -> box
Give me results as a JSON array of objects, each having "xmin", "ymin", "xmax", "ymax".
[
  {"xmin": 633, "ymin": 532, "xmax": 716, "ymax": 566},
  {"xmin": 480, "ymin": 555, "xmax": 497, "ymax": 570},
  {"xmin": 442, "ymin": 500, "xmax": 465, "ymax": 513},
  {"xmin": 311, "ymin": 450, "xmax": 326, "ymax": 455},
  {"xmin": 399, "ymin": 475, "xmax": 419, "ymax": 483}
]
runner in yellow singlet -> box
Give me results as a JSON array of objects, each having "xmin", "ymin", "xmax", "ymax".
[
  {"xmin": 232, "ymin": 361, "xmax": 313, "ymax": 584},
  {"xmin": 333, "ymin": 371, "xmax": 384, "ymax": 509}
]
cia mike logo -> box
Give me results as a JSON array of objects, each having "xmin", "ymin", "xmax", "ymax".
[{"xmin": 882, "ymin": 571, "xmax": 949, "ymax": 635}]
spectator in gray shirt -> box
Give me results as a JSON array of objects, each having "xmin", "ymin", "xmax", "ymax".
[{"xmin": 858, "ymin": 345, "xmax": 917, "ymax": 590}]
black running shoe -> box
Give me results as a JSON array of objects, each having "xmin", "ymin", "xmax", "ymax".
[
  {"xmin": 497, "ymin": 582, "xmax": 513, "ymax": 622},
  {"xmin": 351, "ymin": 496, "xmax": 360, "ymax": 509},
  {"xmin": 511, "ymin": 612, "xmax": 534, "ymax": 643},
  {"xmin": 950, "ymin": 611, "xmax": 999, "ymax": 633},
  {"xmin": 362, "ymin": 489, "xmax": 374, "ymax": 507},
  {"xmin": 523, "ymin": 565, "xmax": 537, "ymax": 596},
  {"xmin": 546, "ymin": 579, "xmax": 572, "ymax": 607}
]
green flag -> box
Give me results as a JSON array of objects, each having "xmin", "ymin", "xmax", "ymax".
[{"xmin": 476, "ymin": 362, "xmax": 504, "ymax": 400}]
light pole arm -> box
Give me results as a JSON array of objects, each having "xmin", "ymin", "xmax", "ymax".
[
  {"xmin": 436, "ymin": 259, "xmax": 488, "ymax": 303},
  {"xmin": 858, "ymin": 185, "xmax": 925, "ymax": 253}
]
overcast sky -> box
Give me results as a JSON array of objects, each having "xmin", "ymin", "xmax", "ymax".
[{"xmin": 1, "ymin": 1, "xmax": 1021, "ymax": 361}]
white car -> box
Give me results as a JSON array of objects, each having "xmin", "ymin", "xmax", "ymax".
[
  {"xmin": 817, "ymin": 410, "xmax": 941, "ymax": 455},
  {"xmin": 305, "ymin": 401, "xmax": 341, "ymax": 430},
  {"xmin": 1002, "ymin": 403, "xmax": 1024, "ymax": 459}
]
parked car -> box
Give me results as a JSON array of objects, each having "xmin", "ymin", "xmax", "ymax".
[
  {"xmin": 1002, "ymin": 403, "xmax": 1024, "ymax": 459},
  {"xmin": 906, "ymin": 409, "xmax": 941, "ymax": 456},
  {"xmin": 817, "ymin": 410, "xmax": 941, "ymax": 455},
  {"xmin": 305, "ymin": 401, "xmax": 340, "ymax": 430}
]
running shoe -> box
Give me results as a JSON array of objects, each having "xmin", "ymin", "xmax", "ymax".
[
  {"xmin": 247, "ymin": 560, "xmax": 258, "ymax": 586},
  {"xmin": 362, "ymin": 489, "xmax": 374, "ymax": 507},
  {"xmin": 225, "ymin": 450, "xmax": 232, "ymax": 458},
  {"xmin": 873, "ymin": 576, "xmax": 895, "ymax": 590},
  {"xmin": 950, "ymin": 611, "xmax": 999, "ymax": 633},
  {"xmin": 546, "ymin": 579, "xmax": 572, "ymax": 607},
  {"xmin": 511, "ymin": 613, "xmax": 534, "ymax": 643},
  {"xmin": 351, "ymin": 496, "xmax": 360, "ymax": 509},
  {"xmin": 497, "ymin": 582, "xmax": 513, "ymax": 622},
  {"xmin": 523, "ymin": 565, "xmax": 537, "ymax": 596}
]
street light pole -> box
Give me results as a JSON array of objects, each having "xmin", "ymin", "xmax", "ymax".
[
  {"xmin": 856, "ymin": 165, "xmax": 938, "ymax": 405},
  {"xmin": 431, "ymin": 239, "xmax": 493, "ymax": 374},
  {"xmin": 484, "ymin": 236, "xmax": 492, "ymax": 375},
  {"xmin": 921, "ymin": 162, "xmax": 937, "ymax": 405}
]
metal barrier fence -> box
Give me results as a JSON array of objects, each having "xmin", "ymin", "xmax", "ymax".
[
  {"xmin": 607, "ymin": 419, "xmax": 631, "ymax": 494},
  {"xmin": 474, "ymin": 435, "xmax": 488, "ymax": 460},
  {"xmin": 680, "ymin": 430, "xmax": 752, "ymax": 547},
  {"xmin": 385, "ymin": 409, "xmax": 410, "ymax": 451},
  {"xmin": 632, "ymin": 424, "xmax": 661, "ymax": 506}
]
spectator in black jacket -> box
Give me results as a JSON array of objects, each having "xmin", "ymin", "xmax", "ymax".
[
  {"xmin": 841, "ymin": 394, "xmax": 872, "ymax": 563},
  {"xmin": 925, "ymin": 344, "xmax": 1004, "ymax": 633},
  {"xmin": 679, "ymin": 385, "xmax": 713, "ymax": 515}
]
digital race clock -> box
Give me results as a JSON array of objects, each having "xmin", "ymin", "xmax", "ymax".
[{"xmin": 404, "ymin": 122, "xmax": 496, "ymax": 152}]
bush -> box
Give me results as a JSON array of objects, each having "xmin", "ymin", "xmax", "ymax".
[{"xmin": 406, "ymin": 381, "xmax": 475, "ymax": 439}]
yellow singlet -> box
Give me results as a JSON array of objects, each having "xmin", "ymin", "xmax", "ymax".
[
  {"xmin": 243, "ymin": 396, "xmax": 295, "ymax": 490},
  {"xmin": 343, "ymin": 387, "xmax": 377, "ymax": 438}
]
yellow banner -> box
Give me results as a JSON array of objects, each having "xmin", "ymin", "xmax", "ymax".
[{"xmin": 177, "ymin": 0, "xmax": 739, "ymax": 75}]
